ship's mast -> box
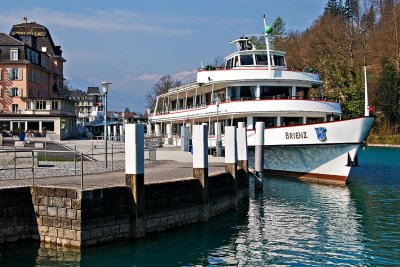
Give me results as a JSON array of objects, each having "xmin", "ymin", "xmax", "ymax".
[
  {"xmin": 263, "ymin": 15, "xmax": 272, "ymax": 77},
  {"xmin": 364, "ymin": 66, "xmax": 370, "ymax": 117}
]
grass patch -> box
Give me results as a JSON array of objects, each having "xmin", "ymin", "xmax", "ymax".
[
  {"xmin": 367, "ymin": 134, "xmax": 400, "ymax": 145},
  {"xmin": 38, "ymin": 156, "xmax": 87, "ymax": 162}
]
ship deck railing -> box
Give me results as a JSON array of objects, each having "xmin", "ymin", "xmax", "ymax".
[{"xmin": 154, "ymin": 96, "xmax": 339, "ymax": 115}]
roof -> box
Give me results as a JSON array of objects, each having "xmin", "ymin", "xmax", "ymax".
[
  {"xmin": 87, "ymin": 87, "xmax": 100, "ymax": 95},
  {"xmin": 69, "ymin": 90, "xmax": 86, "ymax": 97},
  {"xmin": 12, "ymin": 21, "xmax": 46, "ymax": 28},
  {"xmin": 10, "ymin": 20, "xmax": 63, "ymax": 57},
  {"xmin": 0, "ymin": 32, "xmax": 25, "ymax": 46}
]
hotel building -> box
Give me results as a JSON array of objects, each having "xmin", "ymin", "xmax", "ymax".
[{"xmin": 0, "ymin": 17, "xmax": 76, "ymax": 140}]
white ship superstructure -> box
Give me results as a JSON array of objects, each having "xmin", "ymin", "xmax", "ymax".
[{"xmin": 150, "ymin": 23, "xmax": 374, "ymax": 184}]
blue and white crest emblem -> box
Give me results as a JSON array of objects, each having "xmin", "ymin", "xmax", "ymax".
[{"xmin": 314, "ymin": 127, "xmax": 327, "ymax": 142}]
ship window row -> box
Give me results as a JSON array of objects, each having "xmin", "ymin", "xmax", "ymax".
[
  {"xmin": 226, "ymin": 54, "xmax": 286, "ymax": 68},
  {"xmin": 156, "ymin": 86, "xmax": 319, "ymax": 114}
]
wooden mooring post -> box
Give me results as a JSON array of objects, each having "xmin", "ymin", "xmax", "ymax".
[
  {"xmin": 255, "ymin": 122, "xmax": 265, "ymax": 190},
  {"xmin": 192, "ymin": 124, "xmax": 209, "ymax": 222},
  {"xmin": 125, "ymin": 124, "xmax": 145, "ymax": 238},
  {"xmin": 225, "ymin": 126, "xmax": 238, "ymax": 209}
]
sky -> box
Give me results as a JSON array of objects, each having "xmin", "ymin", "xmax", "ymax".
[{"xmin": 0, "ymin": 0, "xmax": 326, "ymax": 113}]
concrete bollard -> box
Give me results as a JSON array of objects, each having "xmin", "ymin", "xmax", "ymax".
[
  {"xmin": 237, "ymin": 124, "xmax": 249, "ymax": 195},
  {"xmin": 192, "ymin": 124, "xmax": 209, "ymax": 222},
  {"xmin": 113, "ymin": 125, "xmax": 117, "ymax": 141},
  {"xmin": 154, "ymin": 124, "xmax": 160, "ymax": 137},
  {"xmin": 166, "ymin": 123, "xmax": 173, "ymax": 145},
  {"xmin": 214, "ymin": 122, "xmax": 222, "ymax": 156},
  {"xmin": 147, "ymin": 123, "xmax": 152, "ymax": 136},
  {"xmin": 255, "ymin": 122, "xmax": 265, "ymax": 190},
  {"xmin": 225, "ymin": 126, "xmax": 238, "ymax": 209},
  {"xmin": 181, "ymin": 126, "xmax": 190, "ymax": 152},
  {"xmin": 125, "ymin": 124, "xmax": 145, "ymax": 238},
  {"xmin": 119, "ymin": 125, "xmax": 124, "ymax": 141},
  {"xmin": 107, "ymin": 126, "xmax": 111, "ymax": 141}
]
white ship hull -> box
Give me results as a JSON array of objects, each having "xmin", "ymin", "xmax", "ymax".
[{"xmin": 248, "ymin": 117, "xmax": 374, "ymax": 184}]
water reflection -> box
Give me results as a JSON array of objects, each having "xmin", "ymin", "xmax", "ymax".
[
  {"xmin": 207, "ymin": 177, "xmax": 369, "ymax": 266},
  {"xmin": 0, "ymin": 147, "xmax": 398, "ymax": 266}
]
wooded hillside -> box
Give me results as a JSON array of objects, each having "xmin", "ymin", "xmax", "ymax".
[{"xmin": 274, "ymin": 0, "xmax": 400, "ymax": 134}]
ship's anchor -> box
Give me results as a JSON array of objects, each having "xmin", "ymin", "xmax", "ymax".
[
  {"xmin": 248, "ymin": 166, "xmax": 262, "ymax": 180},
  {"xmin": 346, "ymin": 153, "xmax": 359, "ymax": 167}
]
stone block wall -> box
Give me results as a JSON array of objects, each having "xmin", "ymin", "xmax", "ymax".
[
  {"xmin": 144, "ymin": 179, "xmax": 200, "ymax": 233},
  {"xmin": 0, "ymin": 187, "xmax": 37, "ymax": 243},
  {"xmin": 31, "ymin": 187, "xmax": 81, "ymax": 247},
  {"xmin": 79, "ymin": 187, "xmax": 130, "ymax": 246},
  {"xmin": 0, "ymin": 171, "xmax": 248, "ymax": 248},
  {"xmin": 208, "ymin": 173, "xmax": 232, "ymax": 216}
]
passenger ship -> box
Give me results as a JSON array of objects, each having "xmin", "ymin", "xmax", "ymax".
[{"xmin": 150, "ymin": 23, "xmax": 374, "ymax": 184}]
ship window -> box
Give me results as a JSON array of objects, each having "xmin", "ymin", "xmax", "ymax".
[
  {"xmin": 228, "ymin": 86, "xmax": 256, "ymax": 100},
  {"xmin": 306, "ymin": 117, "xmax": 324, "ymax": 124},
  {"xmin": 254, "ymin": 117, "xmax": 277, "ymax": 128},
  {"xmin": 260, "ymin": 86, "xmax": 290, "ymax": 99},
  {"xmin": 255, "ymin": 54, "xmax": 269, "ymax": 65},
  {"xmin": 273, "ymin": 55, "xmax": 285, "ymax": 66},
  {"xmin": 226, "ymin": 59, "xmax": 233, "ymax": 69},
  {"xmin": 240, "ymin": 54, "xmax": 254, "ymax": 66},
  {"xmin": 281, "ymin": 117, "xmax": 302, "ymax": 126}
]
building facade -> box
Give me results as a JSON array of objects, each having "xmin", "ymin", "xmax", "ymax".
[
  {"xmin": 70, "ymin": 87, "xmax": 104, "ymax": 126},
  {"xmin": 0, "ymin": 17, "xmax": 76, "ymax": 140}
]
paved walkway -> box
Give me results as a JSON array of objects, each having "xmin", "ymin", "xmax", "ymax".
[{"xmin": 0, "ymin": 141, "xmax": 226, "ymax": 189}]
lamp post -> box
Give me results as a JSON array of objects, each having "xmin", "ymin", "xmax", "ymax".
[
  {"xmin": 102, "ymin": 81, "xmax": 112, "ymax": 170},
  {"xmin": 215, "ymin": 97, "xmax": 222, "ymax": 157}
]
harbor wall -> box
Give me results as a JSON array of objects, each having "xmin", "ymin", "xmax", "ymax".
[
  {"xmin": 0, "ymin": 187, "xmax": 37, "ymax": 243},
  {"xmin": 0, "ymin": 172, "xmax": 248, "ymax": 247}
]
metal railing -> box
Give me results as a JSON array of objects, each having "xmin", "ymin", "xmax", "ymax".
[{"xmin": 0, "ymin": 139, "xmax": 157, "ymax": 189}]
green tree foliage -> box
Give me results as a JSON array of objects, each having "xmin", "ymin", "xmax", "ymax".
[
  {"xmin": 146, "ymin": 75, "xmax": 181, "ymax": 111},
  {"xmin": 376, "ymin": 57, "xmax": 400, "ymax": 131}
]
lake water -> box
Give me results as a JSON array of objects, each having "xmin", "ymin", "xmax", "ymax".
[{"xmin": 0, "ymin": 146, "xmax": 399, "ymax": 266}]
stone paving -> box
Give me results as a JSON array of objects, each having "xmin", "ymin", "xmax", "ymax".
[{"xmin": 0, "ymin": 141, "xmax": 226, "ymax": 189}]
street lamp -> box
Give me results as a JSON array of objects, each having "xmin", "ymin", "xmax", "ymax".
[
  {"xmin": 215, "ymin": 97, "xmax": 222, "ymax": 157},
  {"xmin": 102, "ymin": 81, "xmax": 112, "ymax": 170}
]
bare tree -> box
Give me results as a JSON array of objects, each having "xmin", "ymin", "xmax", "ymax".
[
  {"xmin": 146, "ymin": 75, "xmax": 181, "ymax": 110},
  {"xmin": 213, "ymin": 56, "xmax": 225, "ymax": 67}
]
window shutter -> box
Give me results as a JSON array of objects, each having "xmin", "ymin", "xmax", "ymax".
[
  {"xmin": 18, "ymin": 68, "xmax": 23, "ymax": 80},
  {"xmin": 8, "ymin": 88, "xmax": 12, "ymax": 96},
  {"xmin": 18, "ymin": 88, "xmax": 23, "ymax": 97},
  {"xmin": 0, "ymin": 68, "xmax": 2, "ymax": 80},
  {"xmin": 7, "ymin": 68, "xmax": 12, "ymax": 80}
]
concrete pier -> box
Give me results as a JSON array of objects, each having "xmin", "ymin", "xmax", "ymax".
[
  {"xmin": 166, "ymin": 123, "xmax": 173, "ymax": 145},
  {"xmin": 125, "ymin": 124, "xmax": 145, "ymax": 238},
  {"xmin": 225, "ymin": 126, "xmax": 238, "ymax": 209},
  {"xmin": 154, "ymin": 124, "xmax": 161, "ymax": 137},
  {"xmin": 181, "ymin": 126, "xmax": 190, "ymax": 152},
  {"xmin": 237, "ymin": 123, "xmax": 249, "ymax": 193},
  {"xmin": 192, "ymin": 124, "xmax": 209, "ymax": 222},
  {"xmin": 255, "ymin": 122, "xmax": 265, "ymax": 190}
]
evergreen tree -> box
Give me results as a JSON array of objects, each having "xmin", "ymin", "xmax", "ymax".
[
  {"xmin": 325, "ymin": 0, "xmax": 344, "ymax": 16},
  {"xmin": 344, "ymin": 0, "xmax": 359, "ymax": 21},
  {"xmin": 272, "ymin": 17, "xmax": 286, "ymax": 36},
  {"xmin": 376, "ymin": 57, "xmax": 400, "ymax": 132}
]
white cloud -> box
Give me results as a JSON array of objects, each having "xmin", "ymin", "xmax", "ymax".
[
  {"xmin": 0, "ymin": 8, "xmax": 192, "ymax": 35},
  {"xmin": 133, "ymin": 73, "xmax": 162, "ymax": 82},
  {"xmin": 130, "ymin": 69, "xmax": 196, "ymax": 83},
  {"xmin": 172, "ymin": 70, "xmax": 197, "ymax": 82}
]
